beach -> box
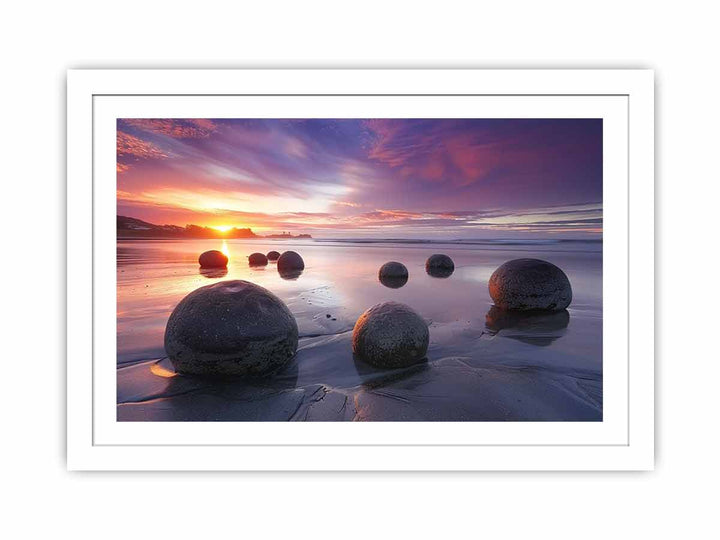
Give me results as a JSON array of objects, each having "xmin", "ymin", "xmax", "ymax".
[{"xmin": 117, "ymin": 238, "xmax": 602, "ymax": 421}]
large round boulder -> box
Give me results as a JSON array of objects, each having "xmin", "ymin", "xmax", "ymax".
[
  {"xmin": 267, "ymin": 250, "xmax": 281, "ymax": 261},
  {"xmin": 198, "ymin": 250, "xmax": 228, "ymax": 269},
  {"xmin": 248, "ymin": 252, "xmax": 269, "ymax": 266},
  {"xmin": 164, "ymin": 280, "xmax": 299, "ymax": 377},
  {"xmin": 425, "ymin": 254, "xmax": 454, "ymax": 278},
  {"xmin": 352, "ymin": 301, "xmax": 429, "ymax": 369},
  {"xmin": 378, "ymin": 261, "xmax": 408, "ymax": 288},
  {"xmin": 488, "ymin": 258, "xmax": 572, "ymax": 311}
]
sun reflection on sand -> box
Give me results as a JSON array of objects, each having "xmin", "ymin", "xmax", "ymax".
[{"xmin": 150, "ymin": 361, "xmax": 177, "ymax": 378}]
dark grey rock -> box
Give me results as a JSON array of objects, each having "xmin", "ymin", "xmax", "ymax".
[
  {"xmin": 426, "ymin": 254, "xmax": 454, "ymax": 277},
  {"xmin": 198, "ymin": 250, "xmax": 228, "ymax": 268},
  {"xmin": 248, "ymin": 252, "xmax": 268, "ymax": 266},
  {"xmin": 352, "ymin": 301, "xmax": 429, "ymax": 369},
  {"xmin": 267, "ymin": 250, "xmax": 281, "ymax": 261},
  {"xmin": 488, "ymin": 258, "xmax": 572, "ymax": 311},
  {"xmin": 277, "ymin": 251, "xmax": 305, "ymax": 272},
  {"xmin": 378, "ymin": 261, "xmax": 408, "ymax": 288},
  {"xmin": 164, "ymin": 280, "xmax": 299, "ymax": 376}
]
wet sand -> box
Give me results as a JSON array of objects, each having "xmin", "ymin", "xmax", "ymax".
[{"xmin": 117, "ymin": 238, "xmax": 602, "ymax": 421}]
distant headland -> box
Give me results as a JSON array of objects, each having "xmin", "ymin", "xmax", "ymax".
[{"xmin": 117, "ymin": 216, "xmax": 312, "ymax": 239}]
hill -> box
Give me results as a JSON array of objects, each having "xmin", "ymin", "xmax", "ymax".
[{"xmin": 117, "ymin": 216, "xmax": 310, "ymax": 239}]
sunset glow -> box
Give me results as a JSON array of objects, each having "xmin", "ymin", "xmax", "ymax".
[{"xmin": 117, "ymin": 118, "xmax": 602, "ymax": 238}]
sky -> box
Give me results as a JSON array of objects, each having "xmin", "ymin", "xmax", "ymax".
[{"xmin": 117, "ymin": 118, "xmax": 602, "ymax": 239}]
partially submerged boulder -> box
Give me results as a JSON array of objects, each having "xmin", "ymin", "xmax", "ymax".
[
  {"xmin": 164, "ymin": 280, "xmax": 299, "ymax": 377},
  {"xmin": 267, "ymin": 250, "xmax": 281, "ymax": 261},
  {"xmin": 488, "ymin": 258, "xmax": 572, "ymax": 311},
  {"xmin": 198, "ymin": 250, "xmax": 228, "ymax": 269},
  {"xmin": 352, "ymin": 301, "xmax": 429, "ymax": 369}
]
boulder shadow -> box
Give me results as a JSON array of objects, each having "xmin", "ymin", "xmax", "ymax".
[
  {"xmin": 152, "ymin": 354, "xmax": 299, "ymax": 398},
  {"xmin": 136, "ymin": 357, "xmax": 302, "ymax": 421},
  {"xmin": 352, "ymin": 353, "xmax": 429, "ymax": 389},
  {"xmin": 484, "ymin": 305, "xmax": 570, "ymax": 347}
]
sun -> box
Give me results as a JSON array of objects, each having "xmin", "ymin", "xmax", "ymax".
[{"xmin": 211, "ymin": 225, "xmax": 233, "ymax": 232}]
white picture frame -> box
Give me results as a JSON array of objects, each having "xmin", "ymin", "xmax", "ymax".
[{"xmin": 67, "ymin": 69, "xmax": 654, "ymax": 471}]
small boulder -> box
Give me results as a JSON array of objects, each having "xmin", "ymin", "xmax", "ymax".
[
  {"xmin": 248, "ymin": 252, "xmax": 269, "ymax": 266},
  {"xmin": 378, "ymin": 261, "xmax": 408, "ymax": 288},
  {"xmin": 488, "ymin": 258, "xmax": 572, "ymax": 311},
  {"xmin": 425, "ymin": 254, "xmax": 454, "ymax": 278},
  {"xmin": 352, "ymin": 301, "xmax": 429, "ymax": 369},
  {"xmin": 267, "ymin": 250, "xmax": 281, "ymax": 261},
  {"xmin": 277, "ymin": 251, "xmax": 305, "ymax": 273},
  {"xmin": 164, "ymin": 280, "xmax": 299, "ymax": 376},
  {"xmin": 198, "ymin": 250, "xmax": 228, "ymax": 269}
]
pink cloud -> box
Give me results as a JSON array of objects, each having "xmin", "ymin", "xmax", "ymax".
[
  {"xmin": 117, "ymin": 131, "xmax": 168, "ymax": 160},
  {"xmin": 122, "ymin": 119, "xmax": 217, "ymax": 139},
  {"xmin": 364, "ymin": 120, "xmax": 505, "ymax": 186}
]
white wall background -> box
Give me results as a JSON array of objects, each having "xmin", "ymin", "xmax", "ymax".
[{"xmin": 0, "ymin": 1, "xmax": 714, "ymax": 538}]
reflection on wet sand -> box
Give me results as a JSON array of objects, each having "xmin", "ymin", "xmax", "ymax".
[
  {"xmin": 485, "ymin": 306, "xmax": 570, "ymax": 346},
  {"xmin": 117, "ymin": 238, "xmax": 602, "ymax": 421},
  {"xmin": 199, "ymin": 267, "xmax": 228, "ymax": 279},
  {"xmin": 353, "ymin": 354, "xmax": 429, "ymax": 389}
]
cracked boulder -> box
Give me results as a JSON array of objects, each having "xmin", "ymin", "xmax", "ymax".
[
  {"xmin": 164, "ymin": 280, "xmax": 299, "ymax": 376},
  {"xmin": 488, "ymin": 258, "xmax": 572, "ymax": 311}
]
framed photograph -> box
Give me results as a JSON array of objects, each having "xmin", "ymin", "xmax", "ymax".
[{"xmin": 67, "ymin": 69, "xmax": 654, "ymax": 470}]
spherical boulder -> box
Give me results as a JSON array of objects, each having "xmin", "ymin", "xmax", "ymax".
[
  {"xmin": 267, "ymin": 250, "xmax": 281, "ymax": 261},
  {"xmin": 379, "ymin": 261, "xmax": 408, "ymax": 279},
  {"xmin": 352, "ymin": 301, "xmax": 429, "ymax": 369},
  {"xmin": 198, "ymin": 250, "xmax": 228, "ymax": 269},
  {"xmin": 378, "ymin": 261, "xmax": 408, "ymax": 288},
  {"xmin": 277, "ymin": 251, "xmax": 305, "ymax": 273},
  {"xmin": 248, "ymin": 252, "xmax": 269, "ymax": 266},
  {"xmin": 425, "ymin": 254, "xmax": 454, "ymax": 278},
  {"xmin": 488, "ymin": 258, "xmax": 572, "ymax": 311},
  {"xmin": 164, "ymin": 280, "xmax": 299, "ymax": 377}
]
